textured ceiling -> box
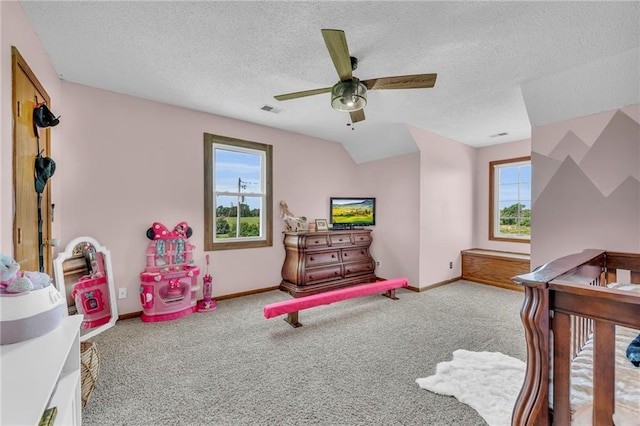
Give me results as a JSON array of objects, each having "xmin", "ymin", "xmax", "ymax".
[{"xmin": 19, "ymin": 1, "xmax": 640, "ymax": 163}]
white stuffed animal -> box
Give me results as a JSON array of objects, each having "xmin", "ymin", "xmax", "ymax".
[{"xmin": 0, "ymin": 253, "xmax": 51, "ymax": 293}]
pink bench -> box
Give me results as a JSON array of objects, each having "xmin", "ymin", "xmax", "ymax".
[{"xmin": 263, "ymin": 278, "xmax": 409, "ymax": 327}]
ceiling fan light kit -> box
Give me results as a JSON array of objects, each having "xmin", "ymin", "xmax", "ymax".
[
  {"xmin": 331, "ymin": 78, "xmax": 367, "ymax": 112},
  {"xmin": 274, "ymin": 29, "xmax": 437, "ymax": 123}
]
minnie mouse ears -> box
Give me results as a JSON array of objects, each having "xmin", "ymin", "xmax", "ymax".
[{"xmin": 146, "ymin": 222, "xmax": 193, "ymax": 240}]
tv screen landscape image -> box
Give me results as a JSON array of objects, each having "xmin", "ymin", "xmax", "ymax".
[{"xmin": 330, "ymin": 197, "xmax": 376, "ymax": 226}]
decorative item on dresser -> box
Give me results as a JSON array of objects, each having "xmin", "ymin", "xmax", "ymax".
[
  {"xmin": 280, "ymin": 229, "xmax": 377, "ymax": 298},
  {"xmin": 315, "ymin": 219, "xmax": 329, "ymax": 231}
]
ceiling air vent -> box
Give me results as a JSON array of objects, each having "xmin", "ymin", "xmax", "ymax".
[
  {"xmin": 261, "ymin": 104, "xmax": 281, "ymax": 114},
  {"xmin": 489, "ymin": 132, "xmax": 509, "ymax": 138}
]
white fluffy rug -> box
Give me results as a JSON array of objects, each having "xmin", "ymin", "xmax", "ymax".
[{"xmin": 416, "ymin": 349, "xmax": 526, "ymax": 426}]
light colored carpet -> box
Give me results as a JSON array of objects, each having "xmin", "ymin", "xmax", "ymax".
[
  {"xmin": 416, "ymin": 349, "xmax": 526, "ymax": 426},
  {"xmin": 82, "ymin": 280, "xmax": 527, "ymax": 425}
]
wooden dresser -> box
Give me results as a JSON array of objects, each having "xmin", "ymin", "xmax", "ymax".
[{"xmin": 280, "ymin": 229, "xmax": 377, "ymax": 297}]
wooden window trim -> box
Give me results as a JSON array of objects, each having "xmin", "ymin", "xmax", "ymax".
[
  {"xmin": 203, "ymin": 133, "xmax": 273, "ymax": 251},
  {"xmin": 489, "ymin": 156, "xmax": 531, "ymax": 243}
]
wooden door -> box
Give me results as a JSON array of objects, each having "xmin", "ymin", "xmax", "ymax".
[{"xmin": 12, "ymin": 47, "xmax": 53, "ymax": 273}]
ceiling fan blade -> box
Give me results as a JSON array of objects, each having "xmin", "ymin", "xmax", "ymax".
[
  {"xmin": 274, "ymin": 86, "xmax": 333, "ymax": 101},
  {"xmin": 362, "ymin": 73, "xmax": 437, "ymax": 90},
  {"xmin": 350, "ymin": 109, "xmax": 365, "ymax": 123},
  {"xmin": 321, "ymin": 29, "xmax": 352, "ymax": 82}
]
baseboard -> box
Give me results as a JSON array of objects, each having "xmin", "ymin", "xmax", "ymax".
[
  {"xmin": 119, "ymin": 311, "xmax": 142, "ymax": 320},
  {"xmin": 215, "ymin": 285, "xmax": 280, "ymax": 301},
  {"xmin": 410, "ymin": 276, "xmax": 461, "ymax": 292}
]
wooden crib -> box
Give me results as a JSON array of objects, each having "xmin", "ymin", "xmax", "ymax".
[{"xmin": 511, "ymin": 249, "xmax": 640, "ymax": 425}]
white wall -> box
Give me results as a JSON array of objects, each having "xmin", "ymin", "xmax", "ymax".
[
  {"xmin": 356, "ymin": 152, "xmax": 421, "ymax": 286},
  {"xmin": 474, "ymin": 139, "xmax": 531, "ymax": 254},
  {"xmin": 410, "ymin": 127, "xmax": 476, "ymax": 288}
]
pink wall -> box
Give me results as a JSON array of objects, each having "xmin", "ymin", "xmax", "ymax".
[
  {"xmin": 531, "ymin": 105, "xmax": 640, "ymax": 268},
  {"xmin": 1, "ymin": 1, "xmax": 63, "ymax": 252},
  {"xmin": 59, "ymin": 82, "xmax": 362, "ymax": 314},
  {"xmin": 2, "ymin": 1, "xmax": 541, "ymax": 315},
  {"xmin": 356, "ymin": 152, "xmax": 421, "ymax": 286},
  {"xmin": 474, "ymin": 139, "xmax": 531, "ymax": 254},
  {"xmin": 410, "ymin": 127, "xmax": 476, "ymax": 287}
]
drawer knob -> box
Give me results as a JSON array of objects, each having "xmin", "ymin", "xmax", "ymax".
[
  {"xmin": 309, "ymin": 275, "xmax": 314, "ymax": 280},
  {"xmin": 310, "ymin": 256, "xmax": 315, "ymax": 261},
  {"xmin": 331, "ymin": 254, "xmax": 336, "ymax": 258},
  {"xmin": 339, "ymin": 238, "xmax": 343, "ymax": 241},
  {"xmin": 334, "ymin": 271, "xmax": 340, "ymax": 275},
  {"xmin": 314, "ymin": 240, "xmax": 319, "ymax": 244},
  {"xmin": 346, "ymin": 269, "xmax": 350, "ymax": 273},
  {"xmin": 344, "ymin": 253, "xmax": 348, "ymax": 257},
  {"xmin": 361, "ymin": 251, "xmax": 365, "ymax": 255}
]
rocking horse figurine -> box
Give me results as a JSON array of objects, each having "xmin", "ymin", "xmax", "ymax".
[{"xmin": 279, "ymin": 201, "xmax": 308, "ymax": 232}]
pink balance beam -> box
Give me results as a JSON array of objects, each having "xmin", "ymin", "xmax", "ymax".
[{"xmin": 264, "ymin": 278, "xmax": 408, "ymax": 327}]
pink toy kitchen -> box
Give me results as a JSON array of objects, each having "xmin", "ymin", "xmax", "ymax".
[{"xmin": 140, "ymin": 222, "xmax": 200, "ymax": 323}]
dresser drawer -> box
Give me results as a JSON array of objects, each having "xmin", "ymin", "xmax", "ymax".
[
  {"xmin": 341, "ymin": 248, "xmax": 370, "ymax": 262},
  {"xmin": 329, "ymin": 233, "xmax": 352, "ymax": 246},
  {"xmin": 305, "ymin": 235, "xmax": 329, "ymax": 248},
  {"xmin": 305, "ymin": 265, "xmax": 343, "ymax": 283},
  {"xmin": 344, "ymin": 260, "xmax": 375, "ymax": 277},
  {"xmin": 306, "ymin": 250, "xmax": 340, "ymax": 266},
  {"xmin": 353, "ymin": 233, "xmax": 371, "ymax": 244}
]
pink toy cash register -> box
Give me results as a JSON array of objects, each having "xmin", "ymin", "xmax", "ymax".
[{"xmin": 139, "ymin": 221, "xmax": 200, "ymax": 323}]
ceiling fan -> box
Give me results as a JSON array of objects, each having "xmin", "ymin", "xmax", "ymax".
[{"xmin": 274, "ymin": 29, "xmax": 437, "ymax": 123}]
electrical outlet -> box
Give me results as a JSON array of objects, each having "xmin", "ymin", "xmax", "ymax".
[
  {"xmin": 376, "ymin": 261, "xmax": 381, "ymax": 267},
  {"xmin": 449, "ymin": 261, "xmax": 453, "ymax": 269},
  {"xmin": 118, "ymin": 288, "xmax": 127, "ymax": 299}
]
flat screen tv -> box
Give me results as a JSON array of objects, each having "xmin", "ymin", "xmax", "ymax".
[{"xmin": 329, "ymin": 197, "xmax": 376, "ymax": 227}]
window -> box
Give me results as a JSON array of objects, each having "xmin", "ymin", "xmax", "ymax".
[
  {"xmin": 489, "ymin": 156, "xmax": 531, "ymax": 242},
  {"xmin": 204, "ymin": 133, "xmax": 272, "ymax": 251}
]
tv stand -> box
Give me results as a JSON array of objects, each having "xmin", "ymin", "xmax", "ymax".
[{"xmin": 280, "ymin": 229, "xmax": 377, "ymax": 297}]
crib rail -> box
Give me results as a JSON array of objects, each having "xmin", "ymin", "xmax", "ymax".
[
  {"xmin": 511, "ymin": 249, "xmax": 640, "ymax": 426},
  {"xmin": 548, "ymin": 281, "xmax": 640, "ymax": 425},
  {"xmin": 549, "ymin": 261, "xmax": 604, "ymax": 360},
  {"xmin": 606, "ymin": 251, "xmax": 640, "ymax": 284}
]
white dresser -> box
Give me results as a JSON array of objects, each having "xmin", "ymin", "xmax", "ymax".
[{"xmin": 1, "ymin": 315, "xmax": 83, "ymax": 425}]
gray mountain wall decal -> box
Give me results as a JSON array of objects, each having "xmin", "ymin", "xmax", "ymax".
[
  {"xmin": 547, "ymin": 130, "xmax": 590, "ymax": 163},
  {"xmin": 532, "ymin": 155, "xmax": 640, "ymax": 267},
  {"xmin": 531, "ymin": 152, "xmax": 561, "ymax": 203},
  {"xmin": 579, "ymin": 109, "xmax": 640, "ymax": 196}
]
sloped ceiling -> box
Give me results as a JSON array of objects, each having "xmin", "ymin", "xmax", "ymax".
[{"xmin": 19, "ymin": 1, "xmax": 640, "ymax": 163}]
